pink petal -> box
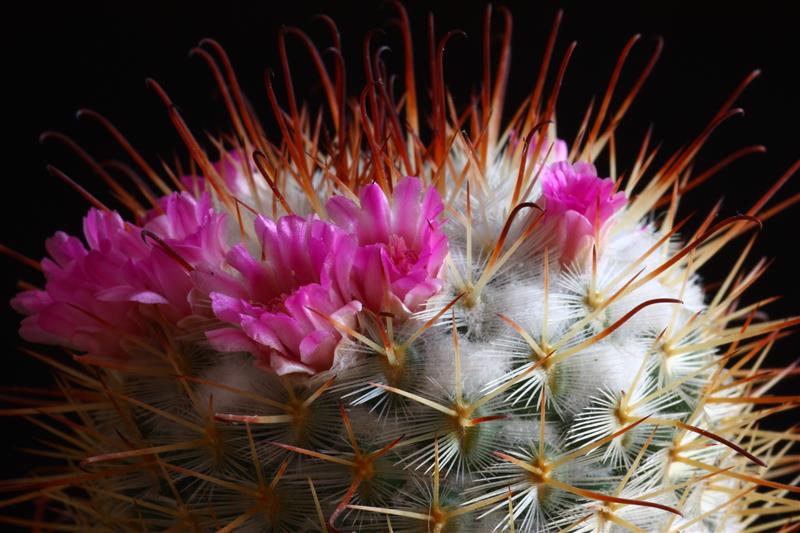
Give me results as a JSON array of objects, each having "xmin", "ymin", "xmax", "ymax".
[
  {"xmin": 207, "ymin": 327, "xmax": 261, "ymax": 353},
  {"xmin": 557, "ymin": 210, "xmax": 594, "ymax": 264},
  {"xmin": 209, "ymin": 292, "xmax": 248, "ymax": 323},
  {"xmin": 298, "ymin": 329, "xmax": 338, "ymax": 368},
  {"xmin": 267, "ymin": 352, "xmax": 316, "ymax": 376},
  {"xmin": 96, "ymin": 286, "xmax": 168, "ymax": 305},
  {"xmin": 391, "ymin": 177, "xmax": 423, "ymax": 243},
  {"xmin": 358, "ymin": 183, "xmax": 391, "ymax": 243},
  {"xmin": 240, "ymin": 315, "xmax": 284, "ymax": 352},
  {"xmin": 326, "ymin": 195, "xmax": 360, "ymax": 233}
]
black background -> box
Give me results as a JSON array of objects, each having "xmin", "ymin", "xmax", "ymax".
[{"xmin": 2, "ymin": 0, "xmax": 799, "ymax": 520}]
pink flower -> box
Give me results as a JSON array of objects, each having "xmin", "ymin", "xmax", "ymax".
[
  {"xmin": 200, "ymin": 215, "xmax": 361, "ymax": 375},
  {"xmin": 543, "ymin": 138, "xmax": 569, "ymax": 164},
  {"xmin": 326, "ymin": 176, "xmax": 448, "ymax": 318},
  {"xmin": 143, "ymin": 191, "xmax": 229, "ymax": 265},
  {"xmin": 541, "ymin": 161, "xmax": 627, "ymax": 263},
  {"xmin": 11, "ymin": 192, "xmax": 228, "ymax": 359},
  {"xmin": 181, "ymin": 150, "xmax": 255, "ymax": 198},
  {"xmin": 140, "ymin": 192, "xmax": 230, "ymax": 320},
  {"xmin": 12, "ymin": 210, "xmax": 161, "ymax": 359}
]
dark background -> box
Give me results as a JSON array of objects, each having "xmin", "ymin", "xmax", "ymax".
[{"xmin": 2, "ymin": 0, "xmax": 798, "ymax": 520}]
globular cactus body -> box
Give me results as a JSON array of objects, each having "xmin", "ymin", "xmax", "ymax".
[{"xmin": 3, "ymin": 5, "xmax": 799, "ymax": 533}]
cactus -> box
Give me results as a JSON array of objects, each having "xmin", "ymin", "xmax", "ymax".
[{"xmin": 3, "ymin": 5, "xmax": 799, "ymax": 532}]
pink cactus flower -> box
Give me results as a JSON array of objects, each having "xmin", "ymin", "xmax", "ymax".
[
  {"xmin": 508, "ymin": 131, "xmax": 569, "ymax": 165},
  {"xmin": 544, "ymin": 138, "xmax": 569, "ymax": 164},
  {"xmin": 541, "ymin": 161, "xmax": 627, "ymax": 263},
  {"xmin": 11, "ymin": 192, "xmax": 228, "ymax": 359},
  {"xmin": 326, "ymin": 176, "xmax": 448, "ymax": 318},
  {"xmin": 139, "ymin": 191, "xmax": 230, "ymax": 320},
  {"xmin": 181, "ymin": 150, "xmax": 259, "ymax": 199},
  {"xmin": 200, "ymin": 214, "xmax": 361, "ymax": 375},
  {"xmin": 12, "ymin": 210, "xmax": 162, "ymax": 359},
  {"xmin": 11, "ymin": 209, "xmax": 167, "ymax": 358}
]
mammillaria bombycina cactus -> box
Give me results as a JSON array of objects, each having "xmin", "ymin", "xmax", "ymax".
[{"xmin": 3, "ymin": 4, "xmax": 799, "ymax": 532}]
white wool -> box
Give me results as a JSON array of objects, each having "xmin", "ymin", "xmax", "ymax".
[
  {"xmin": 605, "ymin": 220, "xmax": 675, "ymax": 271},
  {"xmin": 345, "ymin": 404, "xmax": 403, "ymax": 448},
  {"xmin": 444, "ymin": 146, "xmax": 529, "ymax": 251},
  {"xmin": 426, "ymin": 249, "xmax": 553, "ymax": 342},
  {"xmin": 420, "ymin": 336, "xmax": 512, "ymax": 400}
]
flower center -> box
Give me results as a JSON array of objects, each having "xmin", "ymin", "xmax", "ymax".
[
  {"xmin": 386, "ymin": 234, "xmax": 418, "ymax": 273},
  {"xmin": 253, "ymin": 292, "xmax": 291, "ymax": 314}
]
